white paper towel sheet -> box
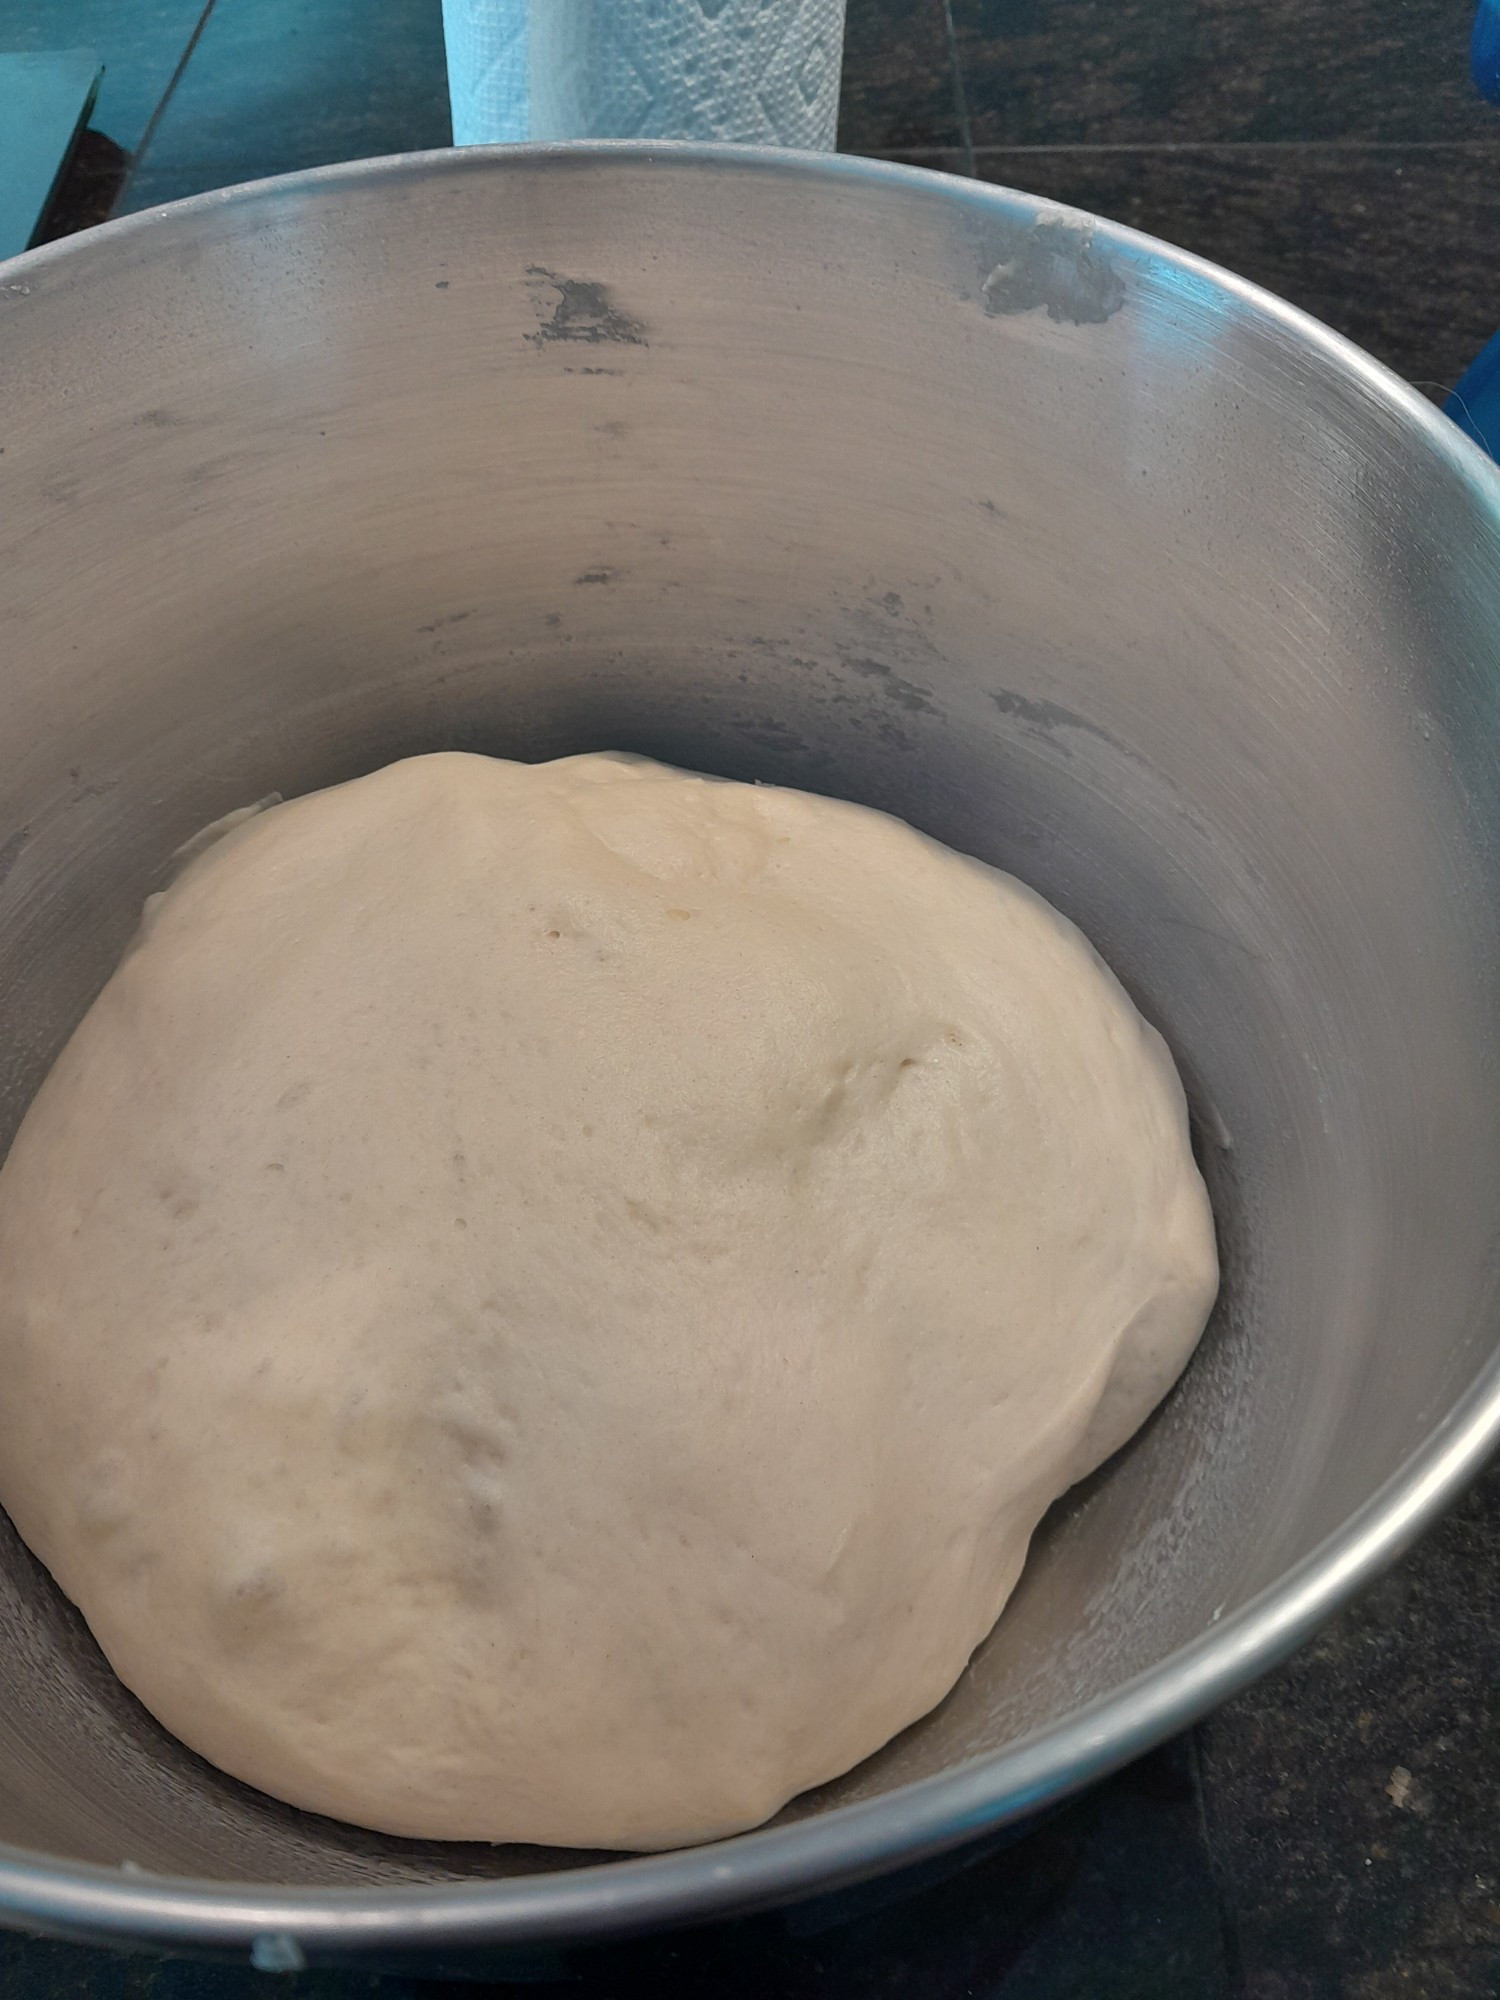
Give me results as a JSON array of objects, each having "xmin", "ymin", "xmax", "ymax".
[{"xmin": 442, "ymin": 0, "xmax": 846, "ymax": 149}]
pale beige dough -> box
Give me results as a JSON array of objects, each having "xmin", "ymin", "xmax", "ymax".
[{"xmin": 0, "ymin": 752, "xmax": 1217, "ymax": 1849}]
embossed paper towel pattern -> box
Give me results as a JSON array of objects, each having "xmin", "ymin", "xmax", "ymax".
[{"xmin": 442, "ymin": 0, "xmax": 846, "ymax": 149}]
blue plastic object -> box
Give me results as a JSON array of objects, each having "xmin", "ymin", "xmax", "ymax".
[
  {"xmin": 1472, "ymin": 0, "xmax": 1500, "ymax": 103},
  {"xmin": 1447, "ymin": 330, "xmax": 1500, "ymax": 458},
  {"xmin": 1444, "ymin": 0, "xmax": 1500, "ymax": 456}
]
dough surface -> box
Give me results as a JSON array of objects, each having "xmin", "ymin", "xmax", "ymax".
[{"xmin": 0, "ymin": 752, "xmax": 1217, "ymax": 1848}]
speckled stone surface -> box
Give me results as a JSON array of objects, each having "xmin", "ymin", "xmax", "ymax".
[
  {"xmin": 837, "ymin": 0, "xmax": 963, "ymax": 154},
  {"xmin": 14, "ymin": 0, "xmax": 1500, "ymax": 1992},
  {"xmin": 950, "ymin": 0, "xmax": 1494, "ymax": 147},
  {"xmin": 1197, "ymin": 1459, "xmax": 1500, "ymax": 1999}
]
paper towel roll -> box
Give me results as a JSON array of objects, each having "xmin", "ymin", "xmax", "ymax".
[{"xmin": 442, "ymin": 0, "xmax": 846, "ymax": 150}]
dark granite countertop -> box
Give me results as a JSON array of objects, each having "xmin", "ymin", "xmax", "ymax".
[{"xmin": 7, "ymin": 0, "xmax": 1500, "ymax": 1992}]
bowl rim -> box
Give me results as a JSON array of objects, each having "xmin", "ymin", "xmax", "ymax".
[{"xmin": 2, "ymin": 137, "xmax": 1499, "ymax": 1958}]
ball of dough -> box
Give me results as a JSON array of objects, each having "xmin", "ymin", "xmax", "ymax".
[{"xmin": 0, "ymin": 752, "xmax": 1217, "ymax": 1849}]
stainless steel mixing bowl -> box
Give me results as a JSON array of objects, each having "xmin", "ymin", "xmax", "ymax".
[{"xmin": 1, "ymin": 143, "xmax": 1499, "ymax": 1964}]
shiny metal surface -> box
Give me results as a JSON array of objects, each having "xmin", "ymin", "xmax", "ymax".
[{"xmin": 1, "ymin": 143, "xmax": 1499, "ymax": 1961}]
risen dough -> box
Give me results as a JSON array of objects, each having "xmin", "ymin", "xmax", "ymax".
[{"xmin": 0, "ymin": 752, "xmax": 1217, "ymax": 1848}]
